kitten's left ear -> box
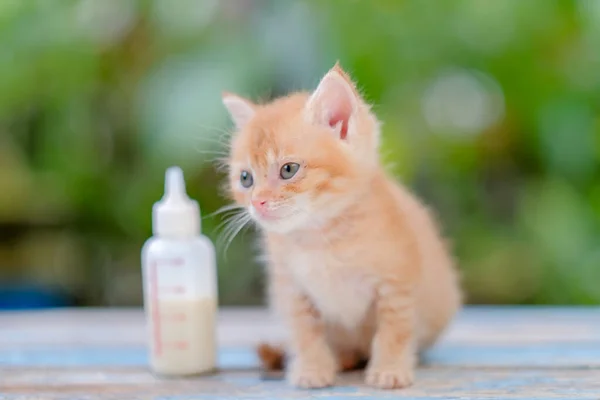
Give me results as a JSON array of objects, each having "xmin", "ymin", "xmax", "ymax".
[
  {"xmin": 305, "ymin": 63, "xmax": 359, "ymax": 140},
  {"xmin": 222, "ymin": 92, "xmax": 256, "ymax": 130}
]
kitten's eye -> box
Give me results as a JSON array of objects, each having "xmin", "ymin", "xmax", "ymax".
[
  {"xmin": 240, "ymin": 170, "xmax": 253, "ymax": 188},
  {"xmin": 280, "ymin": 163, "xmax": 300, "ymax": 180}
]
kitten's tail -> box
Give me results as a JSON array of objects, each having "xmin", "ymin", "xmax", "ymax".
[
  {"xmin": 256, "ymin": 342, "xmax": 369, "ymax": 372},
  {"xmin": 257, "ymin": 342, "xmax": 285, "ymax": 371}
]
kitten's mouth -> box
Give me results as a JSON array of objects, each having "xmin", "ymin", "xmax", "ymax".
[
  {"xmin": 250, "ymin": 206, "xmax": 281, "ymax": 221},
  {"xmin": 250, "ymin": 206, "xmax": 307, "ymax": 233}
]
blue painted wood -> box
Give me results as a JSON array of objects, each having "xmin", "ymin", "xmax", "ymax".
[
  {"xmin": 0, "ymin": 347, "xmax": 259, "ymax": 369},
  {"xmin": 1, "ymin": 340, "xmax": 599, "ymax": 369},
  {"xmin": 1, "ymin": 368, "xmax": 598, "ymax": 399},
  {"xmin": 1, "ymin": 307, "xmax": 599, "ymax": 399},
  {"xmin": 422, "ymin": 342, "xmax": 600, "ymax": 367}
]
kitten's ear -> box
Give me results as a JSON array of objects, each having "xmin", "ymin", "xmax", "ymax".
[
  {"xmin": 222, "ymin": 92, "xmax": 256, "ymax": 130},
  {"xmin": 305, "ymin": 63, "xmax": 359, "ymax": 140}
]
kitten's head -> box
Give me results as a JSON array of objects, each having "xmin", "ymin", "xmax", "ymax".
[{"xmin": 222, "ymin": 63, "xmax": 381, "ymax": 234}]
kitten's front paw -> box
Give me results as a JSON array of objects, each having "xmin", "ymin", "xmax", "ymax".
[
  {"xmin": 287, "ymin": 357, "xmax": 336, "ymax": 389},
  {"xmin": 365, "ymin": 365, "xmax": 414, "ymax": 389}
]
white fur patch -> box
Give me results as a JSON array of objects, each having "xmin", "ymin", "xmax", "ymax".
[
  {"xmin": 266, "ymin": 150, "xmax": 276, "ymax": 167},
  {"xmin": 288, "ymin": 249, "xmax": 374, "ymax": 329}
]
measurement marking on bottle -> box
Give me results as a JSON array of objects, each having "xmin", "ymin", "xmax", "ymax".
[
  {"xmin": 160, "ymin": 312, "xmax": 187, "ymax": 322},
  {"xmin": 163, "ymin": 341, "xmax": 189, "ymax": 350},
  {"xmin": 156, "ymin": 257, "xmax": 185, "ymax": 267},
  {"xmin": 159, "ymin": 285, "xmax": 186, "ymax": 295},
  {"xmin": 150, "ymin": 261, "xmax": 162, "ymax": 357},
  {"xmin": 170, "ymin": 257, "xmax": 184, "ymax": 266},
  {"xmin": 175, "ymin": 341, "xmax": 189, "ymax": 350}
]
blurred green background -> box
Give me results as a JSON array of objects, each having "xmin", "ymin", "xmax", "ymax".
[{"xmin": 0, "ymin": 0, "xmax": 599, "ymax": 308}]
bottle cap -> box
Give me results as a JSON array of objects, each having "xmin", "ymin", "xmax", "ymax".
[{"xmin": 152, "ymin": 166, "xmax": 200, "ymax": 237}]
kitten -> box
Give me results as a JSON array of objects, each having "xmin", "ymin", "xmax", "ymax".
[{"xmin": 221, "ymin": 63, "xmax": 461, "ymax": 389}]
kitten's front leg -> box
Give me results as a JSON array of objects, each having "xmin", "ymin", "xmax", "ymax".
[
  {"xmin": 285, "ymin": 291, "xmax": 337, "ymax": 388},
  {"xmin": 366, "ymin": 281, "xmax": 416, "ymax": 389}
]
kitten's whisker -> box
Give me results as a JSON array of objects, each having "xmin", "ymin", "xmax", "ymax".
[
  {"xmin": 193, "ymin": 133, "xmax": 231, "ymax": 153},
  {"xmin": 194, "ymin": 126, "xmax": 233, "ymax": 140},
  {"xmin": 215, "ymin": 211, "xmax": 245, "ymax": 234},
  {"xmin": 195, "ymin": 148, "xmax": 230, "ymax": 162},
  {"xmin": 194, "ymin": 137, "xmax": 231, "ymax": 150},
  {"xmin": 195, "ymin": 124, "xmax": 235, "ymax": 139},
  {"xmin": 209, "ymin": 209, "xmax": 242, "ymax": 225},
  {"xmin": 216, "ymin": 211, "xmax": 253, "ymax": 259},
  {"xmin": 268, "ymin": 202, "xmax": 294, "ymax": 211},
  {"xmin": 206, "ymin": 204, "xmax": 246, "ymax": 219},
  {"xmin": 214, "ymin": 159, "xmax": 231, "ymax": 174},
  {"xmin": 216, "ymin": 211, "xmax": 248, "ymax": 240},
  {"xmin": 195, "ymin": 151, "xmax": 231, "ymax": 165},
  {"xmin": 222, "ymin": 213, "xmax": 252, "ymax": 254},
  {"xmin": 194, "ymin": 148, "xmax": 230, "ymax": 156}
]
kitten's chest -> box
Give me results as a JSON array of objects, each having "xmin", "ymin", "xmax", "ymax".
[{"xmin": 287, "ymin": 248, "xmax": 374, "ymax": 328}]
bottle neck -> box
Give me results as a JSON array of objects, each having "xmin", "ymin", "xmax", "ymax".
[
  {"xmin": 152, "ymin": 206, "xmax": 200, "ymax": 238},
  {"xmin": 153, "ymin": 229, "xmax": 200, "ymax": 240}
]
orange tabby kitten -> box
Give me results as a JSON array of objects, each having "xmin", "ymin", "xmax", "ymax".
[{"xmin": 221, "ymin": 63, "xmax": 461, "ymax": 389}]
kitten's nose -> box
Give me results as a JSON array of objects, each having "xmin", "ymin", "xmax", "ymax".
[{"xmin": 251, "ymin": 198, "xmax": 268, "ymax": 212}]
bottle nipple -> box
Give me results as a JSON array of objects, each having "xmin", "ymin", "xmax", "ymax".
[
  {"xmin": 164, "ymin": 166, "xmax": 189, "ymax": 203},
  {"xmin": 153, "ymin": 166, "xmax": 200, "ymax": 237}
]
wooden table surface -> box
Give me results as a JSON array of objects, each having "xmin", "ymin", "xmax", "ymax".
[{"xmin": 0, "ymin": 306, "xmax": 599, "ymax": 399}]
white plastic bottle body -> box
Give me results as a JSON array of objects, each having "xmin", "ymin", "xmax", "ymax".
[{"xmin": 141, "ymin": 236, "xmax": 217, "ymax": 376}]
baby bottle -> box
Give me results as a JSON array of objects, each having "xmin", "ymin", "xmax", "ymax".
[{"xmin": 141, "ymin": 166, "xmax": 218, "ymax": 376}]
